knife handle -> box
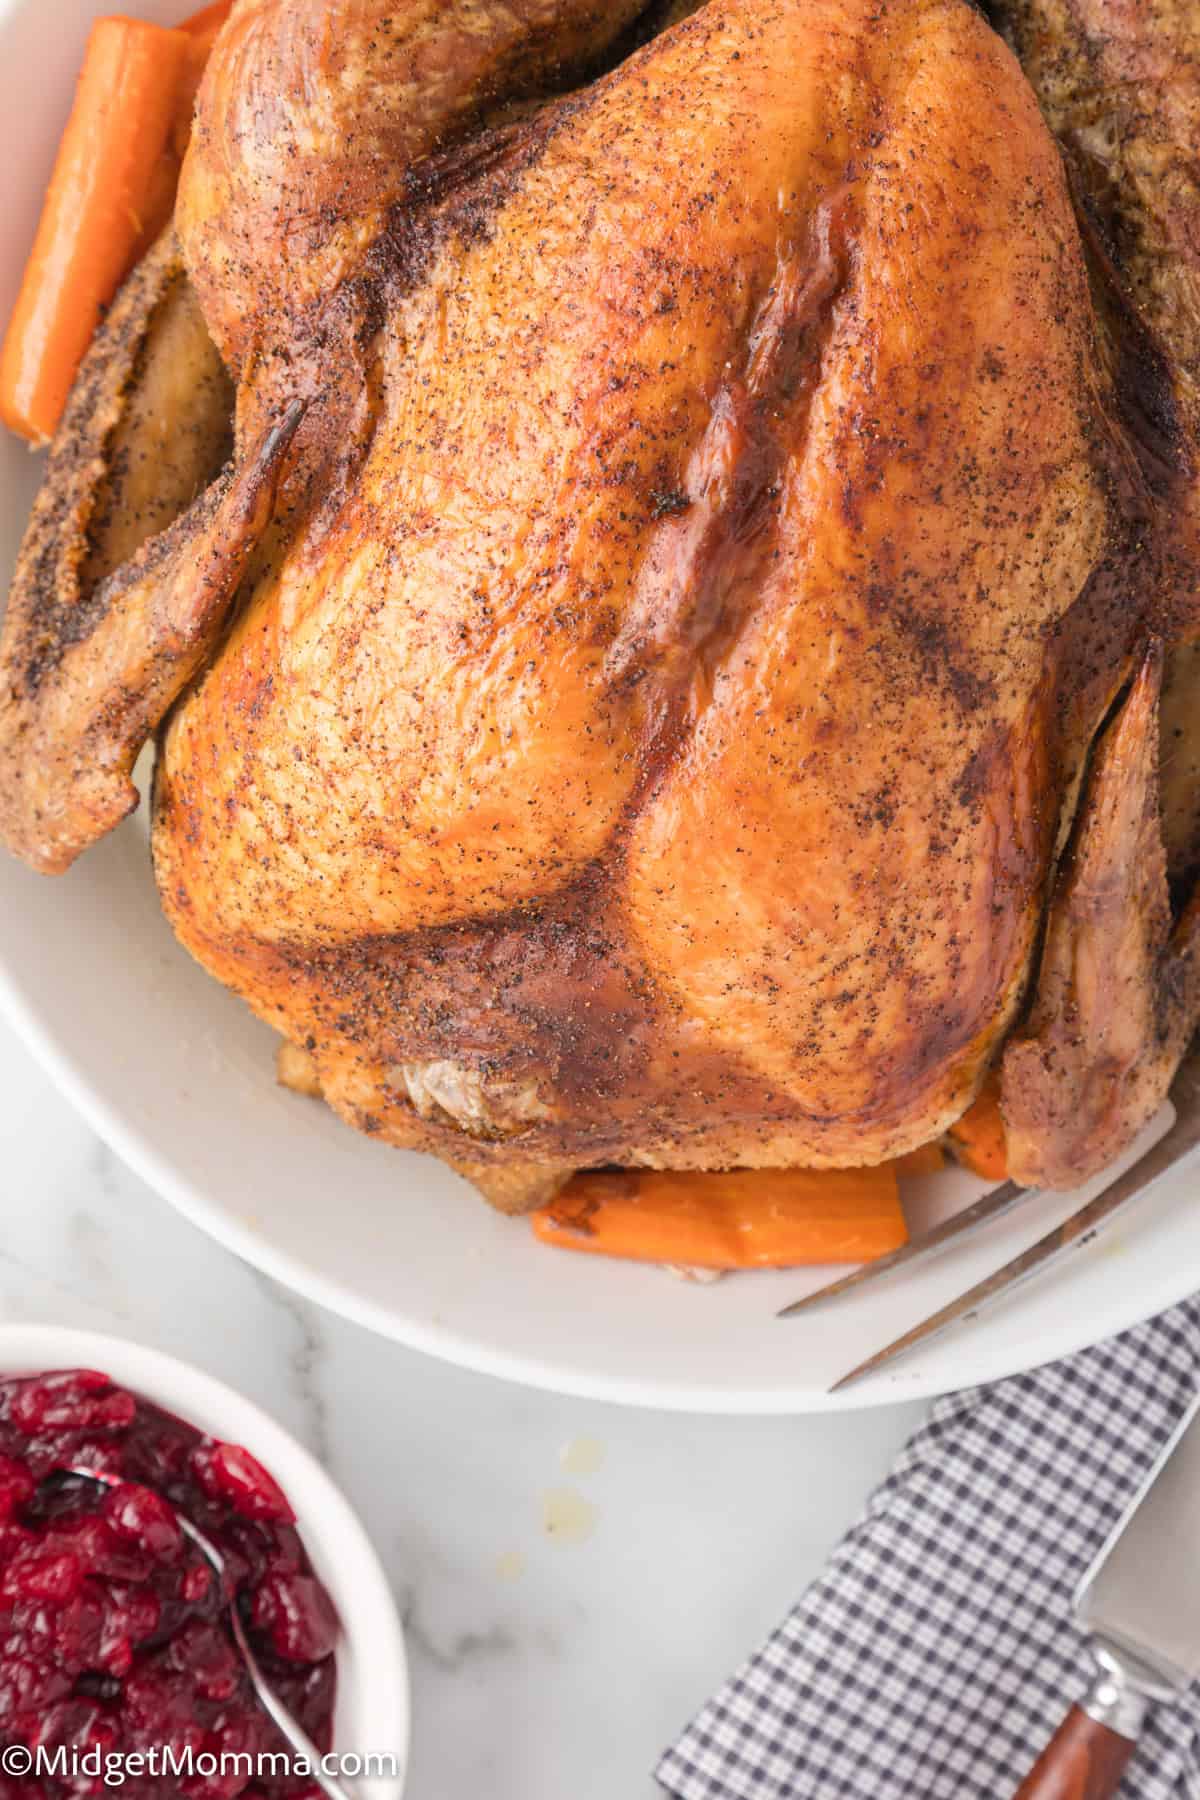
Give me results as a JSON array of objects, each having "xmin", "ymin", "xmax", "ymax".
[
  {"xmin": 1013, "ymin": 1705, "xmax": 1136, "ymax": 1798},
  {"xmin": 1014, "ymin": 1645, "xmax": 1153, "ymax": 1798}
]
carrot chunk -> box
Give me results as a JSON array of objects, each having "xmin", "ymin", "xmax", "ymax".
[
  {"xmin": 181, "ymin": 1, "xmax": 234, "ymax": 37},
  {"xmin": 892, "ymin": 1142, "xmax": 946, "ymax": 1179},
  {"xmin": 531, "ymin": 1165, "xmax": 907, "ymax": 1271},
  {"xmin": 946, "ymin": 1076, "xmax": 1009, "ymax": 1180},
  {"xmin": 0, "ymin": 18, "xmax": 193, "ymax": 445}
]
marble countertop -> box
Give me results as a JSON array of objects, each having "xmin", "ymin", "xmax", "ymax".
[{"xmin": 0, "ymin": 1008, "xmax": 923, "ymax": 1799}]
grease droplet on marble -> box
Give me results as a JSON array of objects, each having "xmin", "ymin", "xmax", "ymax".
[
  {"xmin": 560, "ymin": 1435, "xmax": 606, "ymax": 1477},
  {"xmin": 494, "ymin": 1551, "xmax": 526, "ymax": 1582},
  {"xmin": 541, "ymin": 1487, "xmax": 596, "ymax": 1546}
]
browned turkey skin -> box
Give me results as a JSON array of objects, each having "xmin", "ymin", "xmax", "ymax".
[
  {"xmin": 984, "ymin": 0, "xmax": 1200, "ymax": 1183},
  {"xmin": 0, "ymin": 0, "xmax": 1197, "ymax": 1211}
]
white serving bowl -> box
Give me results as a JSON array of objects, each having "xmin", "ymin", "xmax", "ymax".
[
  {"xmin": 0, "ymin": 1325, "xmax": 409, "ymax": 1798},
  {"xmin": 1, "ymin": 0, "xmax": 1198, "ymax": 1415}
]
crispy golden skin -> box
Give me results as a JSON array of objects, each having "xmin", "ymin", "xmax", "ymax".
[
  {"xmin": 2, "ymin": 0, "xmax": 1198, "ymax": 1205},
  {"xmin": 0, "ymin": 238, "xmax": 239, "ymax": 873},
  {"xmin": 987, "ymin": 0, "xmax": 1200, "ymax": 1174},
  {"xmin": 153, "ymin": 0, "xmax": 1152, "ymax": 1200},
  {"xmin": 987, "ymin": 0, "xmax": 1200, "ymax": 473},
  {"xmin": 1004, "ymin": 650, "xmax": 1200, "ymax": 1185},
  {"xmin": 177, "ymin": 0, "xmax": 653, "ymax": 375}
]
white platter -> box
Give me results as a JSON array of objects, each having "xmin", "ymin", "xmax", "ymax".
[{"xmin": 1, "ymin": 0, "xmax": 1197, "ymax": 1414}]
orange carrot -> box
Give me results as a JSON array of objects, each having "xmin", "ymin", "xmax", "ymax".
[
  {"xmin": 181, "ymin": 1, "xmax": 234, "ymax": 37},
  {"xmin": 946, "ymin": 1077, "xmax": 1009, "ymax": 1180},
  {"xmin": 893, "ymin": 1142, "xmax": 946, "ymax": 1179},
  {"xmin": 531, "ymin": 1165, "xmax": 907, "ymax": 1271},
  {"xmin": 0, "ymin": 18, "xmax": 192, "ymax": 445},
  {"xmin": 134, "ymin": 140, "xmax": 187, "ymax": 260}
]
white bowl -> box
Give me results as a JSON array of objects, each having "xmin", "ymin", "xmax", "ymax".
[
  {"xmin": 1, "ymin": 0, "xmax": 1199, "ymax": 1415},
  {"xmin": 0, "ymin": 1324, "xmax": 409, "ymax": 1797}
]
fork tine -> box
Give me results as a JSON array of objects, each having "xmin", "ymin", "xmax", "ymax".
[
  {"xmin": 828, "ymin": 1093, "xmax": 1200, "ymax": 1393},
  {"xmin": 777, "ymin": 1180, "xmax": 1029, "ymax": 1318}
]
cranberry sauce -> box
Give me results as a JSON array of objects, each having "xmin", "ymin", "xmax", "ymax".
[{"xmin": 0, "ymin": 1370, "xmax": 337, "ymax": 1800}]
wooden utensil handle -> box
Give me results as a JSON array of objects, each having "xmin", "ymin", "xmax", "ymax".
[{"xmin": 1013, "ymin": 1706, "xmax": 1136, "ymax": 1798}]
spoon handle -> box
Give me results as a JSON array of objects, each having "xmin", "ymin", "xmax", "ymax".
[{"xmin": 228, "ymin": 1606, "xmax": 358, "ymax": 1800}]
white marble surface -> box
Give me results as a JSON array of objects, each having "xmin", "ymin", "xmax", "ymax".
[{"xmin": 0, "ymin": 1008, "xmax": 923, "ymax": 1799}]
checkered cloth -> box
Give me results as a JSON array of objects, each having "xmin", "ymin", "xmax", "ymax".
[{"xmin": 657, "ymin": 1298, "xmax": 1200, "ymax": 1800}]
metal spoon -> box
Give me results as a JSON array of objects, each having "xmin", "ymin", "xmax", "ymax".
[{"xmin": 68, "ymin": 1468, "xmax": 356, "ymax": 1800}]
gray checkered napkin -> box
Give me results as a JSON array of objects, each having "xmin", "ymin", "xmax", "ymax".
[{"xmin": 657, "ymin": 1297, "xmax": 1200, "ymax": 1800}]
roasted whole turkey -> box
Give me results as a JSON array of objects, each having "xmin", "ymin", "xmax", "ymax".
[{"xmin": 1, "ymin": 0, "xmax": 1198, "ymax": 1210}]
